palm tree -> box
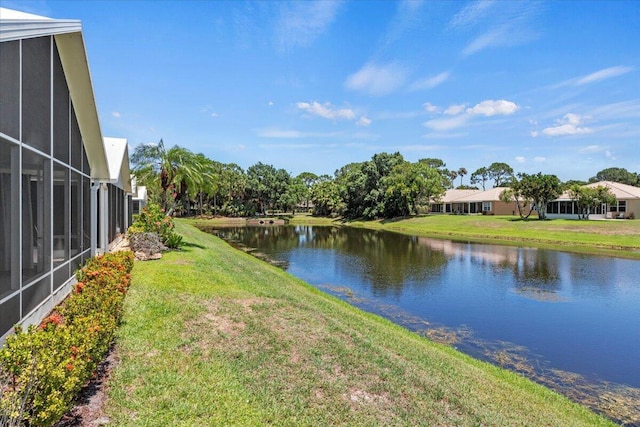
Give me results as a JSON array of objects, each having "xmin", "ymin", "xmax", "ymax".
[
  {"xmin": 448, "ymin": 170, "xmax": 458, "ymax": 189},
  {"xmin": 131, "ymin": 139, "xmax": 204, "ymax": 215},
  {"xmin": 457, "ymin": 167, "xmax": 467, "ymax": 187}
]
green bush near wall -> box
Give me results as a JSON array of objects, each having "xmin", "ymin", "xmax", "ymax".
[
  {"xmin": 128, "ymin": 203, "xmax": 182, "ymax": 248},
  {"xmin": 0, "ymin": 251, "xmax": 134, "ymax": 426}
]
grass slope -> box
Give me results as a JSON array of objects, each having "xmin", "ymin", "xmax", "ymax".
[{"xmin": 106, "ymin": 221, "xmax": 614, "ymax": 426}]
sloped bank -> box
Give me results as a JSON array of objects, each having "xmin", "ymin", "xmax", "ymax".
[{"xmin": 105, "ymin": 221, "xmax": 613, "ymax": 426}]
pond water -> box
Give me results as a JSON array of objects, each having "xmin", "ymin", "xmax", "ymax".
[{"xmin": 202, "ymin": 224, "xmax": 640, "ymax": 423}]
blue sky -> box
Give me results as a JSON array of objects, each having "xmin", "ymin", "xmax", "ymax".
[{"xmin": 7, "ymin": 0, "xmax": 640, "ymax": 182}]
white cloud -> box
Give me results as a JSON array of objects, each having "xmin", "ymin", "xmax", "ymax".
[
  {"xmin": 210, "ymin": 112, "xmax": 219, "ymax": 118},
  {"xmin": 345, "ymin": 62, "xmax": 408, "ymax": 96},
  {"xmin": 409, "ymin": 71, "xmax": 450, "ymax": 91},
  {"xmin": 257, "ymin": 127, "xmax": 342, "ymax": 139},
  {"xmin": 276, "ymin": 1, "xmax": 341, "ymax": 50},
  {"xmin": 541, "ymin": 113, "xmax": 593, "ymax": 136},
  {"xmin": 424, "ymin": 98, "xmax": 518, "ymax": 131},
  {"xmin": 423, "ymin": 102, "xmax": 440, "ymax": 113},
  {"xmin": 297, "ymin": 101, "xmax": 356, "ymax": 121},
  {"xmin": 466, "ymin": 99, "xmax": 519, "ymax": 116},
  {"xmin": 530, "ymin": 131, "xmax": 539, "ymax": 137},
  {"xmin": 534, "ymin": 156, "xmax": 546, "ymax": 162},
  {"xmin": 424, "ymin": 115, "xmax": 470, "ymax": 131},
  {"xmin": 268, "ymin": 101, "xmax": 274, "ymax": 107},
  {"xmin": 112, "ymin": 112, "xmax": 121, "ymax": 118},
  {"xmin": 444, "ymin": 104, "xmax": 467, "ymax": 115},
  {"xmin": 579, "ymin": 145, "xmax": 603, "ymax": 153},
  {"xmin": 515, "ymin": 156, "xmax": 526, "ymax": 163},
  {"xmin": 576, "ymin": 66, "xmax": 633, "ymax": 86},
  {"xmin": 543, "ymin": 124, "xmax": 592, "ymax": 136},
  {"xmin": 357, "ymin": 116, "xmax": 372, "ymax": 127}
]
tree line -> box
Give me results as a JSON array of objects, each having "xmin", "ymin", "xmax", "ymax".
[{"xmin": 131, "ymin": 140, "xmax": 639, "ymax": 220}]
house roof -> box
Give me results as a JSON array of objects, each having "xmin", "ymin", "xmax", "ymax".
[
  {"xmin": 453, "ymin": 187, "xmax": 510, "ymax": 203},
  {"xmin": 1, "ymin": 7, "xmax": 110, "ymax": 180},
  {"xmin": 585, "ymin": 181, "xmax": 640, "ymax": 199},
  {"xmin": 104, "ymin": 137, "xmax": 132, "ymax": 193},
  {"xmin": 0, "ymin": 7, "xmax": 80, "ymax": 40},
  {"xmin": 555, "ymin": 181, "xmax": 640, "ymax": 201},
  {"xmin": 437, "ymin": 189, "xmax": 481, "ymax": 203}
]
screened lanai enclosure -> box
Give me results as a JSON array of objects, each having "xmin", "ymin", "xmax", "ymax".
[{"xmin": 0, "ymin": 8, "xmax": 135, "ymax": 341}]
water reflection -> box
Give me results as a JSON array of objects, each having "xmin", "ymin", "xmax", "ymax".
[{"xmin": 203, "ymin": 224, "xmax": 640, "ymax": 424}]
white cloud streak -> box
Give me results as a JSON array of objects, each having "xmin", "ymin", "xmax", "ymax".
[
  {"xmin": 276, "ymin": 1, "xmax": 342, "ymax": 50},
  {"xmin": 345, "ymin": 62, "xmax": 408, "ymax": 96},
  {"xmin": 297, "ymin": 101, "xmax": 356, "ymax": 121},
  {"xmin": 409, "ymin": 71, "xmax": 450, "ymax": 91},
  {"xmin": 257, "ymin": 127, "xmax": 343, "ymax": 139},
  {"xmin": 575, "ymin": 66, "xmax": 633, "ymax": 85}
]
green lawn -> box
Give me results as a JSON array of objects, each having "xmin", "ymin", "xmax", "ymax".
[{"xmin": 105, "ymin": 221, "xmax": 614, "ymax": 426}]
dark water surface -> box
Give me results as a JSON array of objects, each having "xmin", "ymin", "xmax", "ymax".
[{"xmin": 204, "ymin": 224, "xmax": 640, "ymax": 422}]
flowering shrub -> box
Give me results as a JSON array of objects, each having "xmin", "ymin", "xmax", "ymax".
[
  {"xmin": 0, "ymin": 251, "xmax": 134, "ymax": 426},
  {"xmin": 128, "ymin": 203, "xmax": 182, "ymax": 248}
]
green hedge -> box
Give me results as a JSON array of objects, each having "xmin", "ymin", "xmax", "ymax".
[{"xmin": 0, "ymin": 251, "xmax": 134, "ymax": 426}]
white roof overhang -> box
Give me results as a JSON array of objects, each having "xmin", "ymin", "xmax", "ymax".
[
  {"xmin": 104, "ymin": 137, "xmax": 132, "ymax": 193},
  {"xmin": 0, "ymin": 7, "xmax": 110, "ymax": 180}
]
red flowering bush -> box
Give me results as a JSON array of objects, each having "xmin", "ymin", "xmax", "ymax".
[{"xmin": 0, "ymin": 250, "xmax": 134, "ymax": 426}]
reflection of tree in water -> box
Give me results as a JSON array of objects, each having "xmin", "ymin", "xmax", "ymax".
[
  {"xmin": 510, "ymin": 250, "xmax": 562, "ymax": 301},
  {"xmin": 328, "ymin": 227, "xmax": 448, "ymax": 297},
  {"xmin": 208, "ymin": 225, "xmax": 449, "ymax": 298}
]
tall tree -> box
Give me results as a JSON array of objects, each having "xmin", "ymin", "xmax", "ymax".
[
  {"xmin": 568, "ymin": 185, "xmax": 616, "ymax": 220},
  {"xmin": 514, "ymin": 173, "xmax": 562, "ymax": 220},
  {"xmin": 297, "ymin": 172, "xmax": 319, "ymax": 211},
  {"xmin": 130, "ymin": 139, "xmax": 203, "ymax": 215},
  {"xmin": 457, "ymin": 167, "xmax": 467, "ymax": 187},
  {"xmin": 383, "ymin": 161, "xmax": 446, "ymax": 217},
  {"xmin": 470, "ymin": 167, "xmax": 490, "ymax": 190},
  {"xmin": 499, "ymin": 187, "xmax": 533, "ymax": 220},
  {"xmin": 487, "ymin": 162, "xmax": 514, "ymax": 187},
  {"xmin": 589, "ymin": 167, "xmax": 640, "ymax": 186}
]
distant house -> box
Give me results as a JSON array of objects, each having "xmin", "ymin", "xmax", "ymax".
[
  {"xmin": 103, "ymin": 137, "xmax": 133, "ymax": 251},
  {"xmin": 430, "ymin": 189, "xmax": 480, "ymax": 214},
  {"xmin": 546, "ymin": 181, "xmax": 640, "ymax": 220},
  {"xmin": 431, "ymin": 187, "xmax": 518, "ymax": 215},
  {"xmin": 131, "ymin": 177, "xmax": 148, "ymax": 216},
  {"xmin": 0, "ymin": 8, "xmax": 131, "ymax": 341}
]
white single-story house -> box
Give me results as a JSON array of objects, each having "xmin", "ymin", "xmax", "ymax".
[
  {"xmin": 131, "ymin": 177, "xmax": 148, "ymax": 216},
  {"xmin": 546, "ymin": 181, "xmax": 640, "ymax": 220},
  {"xmin": 431, "ymin": 187, "xmax": 519, "ymax": 215},
  {"xmin": 0, "ymin": 8, "xmax": 132, "ymax": 341}
]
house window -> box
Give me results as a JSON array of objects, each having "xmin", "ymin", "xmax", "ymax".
[
  {"xmin": 618, "ymin": 201, "xmax": 626, "ymax": 212},
  {"xmin": 482, "ymin": 202, "xmax": 492, "ymax": 212}
]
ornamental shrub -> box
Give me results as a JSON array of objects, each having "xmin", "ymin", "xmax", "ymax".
[
  {"xmin": 128, "ymin": 203, "xmax": 182, "ymax": 248},
  {"xmin": 0, "ymin": 251, "xmax": 134, "ymax": 426}
]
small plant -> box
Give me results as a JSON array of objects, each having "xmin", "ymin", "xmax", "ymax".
[{"xmin": 128, "ymin": 203, "xmax": 183, "ymax": 248}]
